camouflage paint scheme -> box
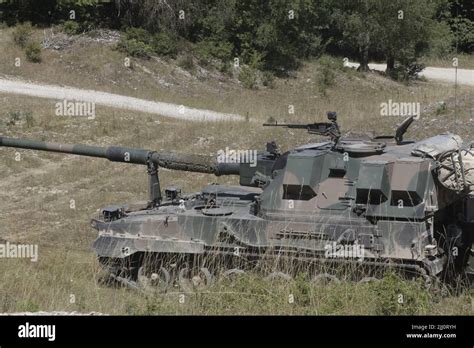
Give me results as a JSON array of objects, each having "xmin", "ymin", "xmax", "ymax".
[{"xmin": 1, "ymin": 114, "xmax": 473, "ymax": 286}]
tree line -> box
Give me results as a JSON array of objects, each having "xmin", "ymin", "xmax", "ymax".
[{"xmin": 1, "ymin": 0, "xmax": 472, "ymax": 74}]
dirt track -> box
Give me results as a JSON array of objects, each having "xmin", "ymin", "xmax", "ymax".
[
  {"xmin": 0, "ymin": 77, "xmax": 244, "ymax": 122},
  {"xmin": 0, "ymin": 64, "xmax": 471, "ymax": 123}
]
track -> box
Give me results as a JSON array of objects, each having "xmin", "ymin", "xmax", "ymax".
[{"xmin": 0, "ymin": 77, "xmax": 244, "ymax": 122}]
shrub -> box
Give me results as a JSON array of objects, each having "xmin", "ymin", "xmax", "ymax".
[
  {"xmin": 12, "ymin": 22, "xmax": 33, "ymax": 48},
  {"xmin": 316, "ymin": 56, "xmax": 341, "ymax": 95},
  {"xmin": 6, "ymin": 111, "xmax": 34, "ymax": 127},
  {"xmin": 25, "ymin": 41, "xmax": 42, "ymax": 62},
  {"xmin": 117, "ymin": 28, "xmax": 154, "ymax": 58},
  {"xmin": 320, "ymin": 66, "xmax": 336, "ymax": 86},
  {"xmin": 218, "ymin": 61, "xmax": 232, "ymax": 76},
  {"xmin": 124, "ymin": 27, "xmax": 152, "ymax": 45},
  {"xmin": 248, "ymin": 51, "xmax": 264, "ymax": 70},
  {"xmin": 387, "ymin": 62, "xmax": 425, "ymax": 82},
  {"xmin": 195, "ymin": 39, "xmax": 233, "ymax": 62},
  {"xmin": 151, "ymin": 32, "xmax": 178, "ymax": 57},
  {"xmin": 117, "ymin": 38, "xmax": 153, "ymax": 58},
  {"xmin": 63, "ymin": 20, "xmax": 81, "ymax": 35},
  {"xmin": 318, "ymin": 55, "xmax": 345, "ymax": 71},
  {"xmin": 6, "ymin": 111, "xmax": 21, "ymax": 126},
  {"xmin": 436, "ymin": 101, "xmax": 448, "ymax": 115},
  {"xmin": 262, "ymin": 71, "xmax": 275, "ymax": 88},
  {"xmin": 451, "ymin": 17, "xmax": 474, "ymax": 53},
  {"xmin": 25, "ymin": 111, "xmax": 34, "ymax": 127},
  {"xmin": 427, "ymin": 22, "xmax": 454, "ymax": 58},
  {"xmin": 118, "ymin": 28, "xmax": 178, "ymax": 58},
  {"xmin": 238, "ymin": 66, "xmax": 258, "ymax": 89},
  {"xmin": 177, "ymin": 54, "xmax": 195, "ymax": 72}
]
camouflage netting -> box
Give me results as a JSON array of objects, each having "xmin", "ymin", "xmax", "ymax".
[{"xmin": 438, "ymin": 142, "xmax": 474, "ymax": 193}]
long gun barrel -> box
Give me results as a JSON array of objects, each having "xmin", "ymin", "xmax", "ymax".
[
  {"xmin": 0, "ymin": 136, "xmax": 239, "ymax": 176},
  {"xmin": 0, "ymin": 136, "xmax": 241, "ymax": 206}
]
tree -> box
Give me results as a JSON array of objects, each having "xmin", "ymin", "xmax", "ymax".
[
  {"xmin": 331, "ymin": 0, "xmax": 383, "ymax": 71},
  {"xmin": 449, "ymin": 0, "xmax": 474, "ymax": 53},
  {"xmin": 331, "ymin": 0, "xmax": 448, "ymax": 75},
  {"xmin": 373, "ymin": 0, "xmax": 443, "ymax": 73},
  {"xmin": 232, "ymin": 0, "xmax": 325, "ymax": 71}
]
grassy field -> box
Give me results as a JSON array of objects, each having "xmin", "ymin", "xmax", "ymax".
[
  {"xmin": 0, "ymin": 250, "xmax": 472, "ymax": 315},
  {"xmin": 0, "ymin": 27, "xmax": 473, "ymax": 315},
  {"xmin": 420, "ymin": 53, "xmax": 474, "ymax": 70}
]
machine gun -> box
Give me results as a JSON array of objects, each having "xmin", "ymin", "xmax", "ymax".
[{"xmin": 263, "ymin": 111, "xmax": 341, "ymax": 144}]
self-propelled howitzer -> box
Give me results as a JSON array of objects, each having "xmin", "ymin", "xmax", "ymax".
[{"xmin": 1, "ymin": 113, "xmax": 473, "ymax": 291}]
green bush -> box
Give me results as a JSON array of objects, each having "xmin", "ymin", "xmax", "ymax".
[
  {"xmin": 118, "ymin": 28, "xmax": 177, "ymax": 58},
  {"xmin": 387, "ymin": 62, "xmax": 425, "ymax": 82},
  {"xmin": 319, "ymin": 66, "xmax": 336, "ymax": 90},
  {"xmin": 25, "ymin": 41, "xmax": 42, "ymax": 62},
  {"xmin": 427, "ymin": 22, "xmax": 454, "ymax": 58},
  {"xmin": 63, "ymin": 20, "xmax": 81, "ymax": 35},
  {"xmin": 452, "ymin": 18, "xmax": 474, "ymax": 53},
  {"xmin": 12, "ymin": 22, "xmax": 33, "ymax": 48},
  {"xmin": 262, "ymin": 71, "xmax": 275, "ymax": 88},
  {"xmin": 195, "ymin": 39, "xmax": 233, "ymax": 62},
  {"xmin": 124, "ymin": 27, "xmax": 152, "ymax": 45},
  {"xmin": 238, "ymin": 66, "xmax": 258, "ymax": 89},
  {"xmin": 317, "ymin": 57, "xmax": 337, "ymax": 96},
  {"xmin": 318, "ymin": 55, "xmax": 346, "ymax": 71},
  {"xmin": 436, "ymin": 101, "xmax": 448, "ymax": 115},
  {"xmin": 117, "ymin": 38, "xmax": 153, "ymax": 58},
  {"xmin": 218, "ymin": 61, "xmax": 232, "ymax": 76},
  {"xmin": 151, "ymin": 32, "xmax": 178, "ymax": 57}
]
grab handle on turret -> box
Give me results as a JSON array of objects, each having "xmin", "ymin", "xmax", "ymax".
[{"xmin": 395, "ymin": 116, "xmax": 416, "ymax": 145}]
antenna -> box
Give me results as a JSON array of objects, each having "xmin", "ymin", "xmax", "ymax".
[
  {"xmin": 454, "ymin": 58, "xmax": 457, "ymax": 126},
  {"xmin": 454, "ymin": 0, "xmax": 459, "ymax": 127}
]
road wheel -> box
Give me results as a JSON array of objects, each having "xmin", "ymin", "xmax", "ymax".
[{"xmin": 178, "ymin": 267, "xmax": 213, "ymax": 292}]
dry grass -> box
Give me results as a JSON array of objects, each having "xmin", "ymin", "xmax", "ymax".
[
  {"xmin": 0, "ymin": 250, "xmax": 472, "ymax": 315},
  {"xmin": 420, "ymin": 53, "xmax": 474, "ymax": 70},
  {"xmin": 1, "ymin": 28, "xmax": 472, "ymax": 132},
  {"xmin": 0, "ymin": 26, "xmax": 473, "ymax": 315}
]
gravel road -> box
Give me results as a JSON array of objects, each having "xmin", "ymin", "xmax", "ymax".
[
  {"xmin": 0, "ymin": 77, "xmax": 244, "ymax": 122},
  {"xmin": 0, "ymin": 64, "xmax": 471, "ymax": 122}
]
